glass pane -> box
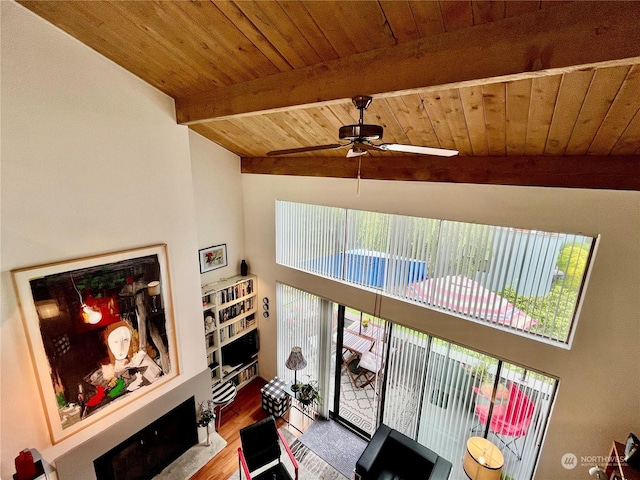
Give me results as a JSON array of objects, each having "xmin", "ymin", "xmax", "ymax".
[
  {"xmin": 418, "ymin": 341, "xmax": 499, "ymax": 478},
  {"xmin": 276, "ymin": 284, "xmax": 322, "ymax": 386},
  {"xmin": 484, "ymin": 363, "xmax": 557, "ymax": 479},
  {"xmin": 382, "ymin": 325, "xmax": 430, "ymax": 437},
  {"xmin": 333, "ymin": 307, "xmax": 385, "ymax": 437}
]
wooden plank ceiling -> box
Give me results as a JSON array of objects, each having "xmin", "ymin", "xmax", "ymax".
[{"xmin": 18, "ymin": 0, "xmax": 640, "ymax": 189}]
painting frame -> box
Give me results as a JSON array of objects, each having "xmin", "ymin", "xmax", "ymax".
[
  {"xmin": 198, "ymin": 243, "xmax": 228, "ymax": 273},
  {"xmin": 12, "ymin": 244, "xmax": 179, "ymax": 444}
]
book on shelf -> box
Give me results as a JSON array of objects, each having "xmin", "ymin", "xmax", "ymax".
[
  {"xmin": 215, "ymin": 278, "xmax": 255, "ymax": 305},
  {"xmin": 221, "ymin": 364, "xmax": 242, "ymax": 376},
  {"xmin": 219, "ymin": 301, "xmax": 255, "ymax": 324},
  {"xmin": 220, "ymin": 316, "xmax": 256, "ymax": 343},
  {"xmin": 236, "ymin": 362, "xmax": 259, "ymax": 384}
]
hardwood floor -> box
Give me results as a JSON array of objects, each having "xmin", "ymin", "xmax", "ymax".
[{"xmin": 190, "ymin": 377, "xmax": 314, "ymax": 480}]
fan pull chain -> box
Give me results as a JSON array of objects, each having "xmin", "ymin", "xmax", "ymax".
[{"xmin": 356, "ymin": 157, "xmax": 362, "ymax": 196}]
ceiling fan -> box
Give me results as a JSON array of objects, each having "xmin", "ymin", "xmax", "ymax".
[{"xmin": 266, "ymin": 95, "xmax": 459, "ymax": 158}]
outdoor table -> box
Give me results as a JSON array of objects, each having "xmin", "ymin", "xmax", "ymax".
[
  {"xmin": 346, "ymin": 320, "xmax": 383, "ymax": 342},
  {"xmin": 341, "ymin": 330, "xmax": 374, "ymax": 365}
]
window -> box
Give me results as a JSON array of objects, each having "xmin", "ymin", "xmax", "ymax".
[
  {"xmin": 276, "ymin": 283, "xmax": 324, "ymax": 387},
  {"xmin": 276, "ymin": 200, "xmax": 597, "ymax": 345},
  {"xmin": 276, "ymin": 283, "xmax": 558, "ymax": 480}
]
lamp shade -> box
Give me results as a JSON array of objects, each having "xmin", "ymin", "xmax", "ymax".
[
  {"xmin": 285, "ymin": 347, "xmax": 307, "ymax": 371},
  {"xmin": 463, "ymin": 437, "xmax": 504, "ymax": 480}
]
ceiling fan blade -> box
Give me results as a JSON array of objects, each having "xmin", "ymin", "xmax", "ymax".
[
  {"xmin": 266, "ymin": 144, "xmax": 344, "ymax": 156},
  {"xmin": 378, "ymin": 143, "xmax": 459, "ymax": 157}
]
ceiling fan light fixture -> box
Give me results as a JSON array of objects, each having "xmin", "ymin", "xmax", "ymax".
[{"xmin": 347, "ymin": 147, "xmax": 367, "ymax": 158}]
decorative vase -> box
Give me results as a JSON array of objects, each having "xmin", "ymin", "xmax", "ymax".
[
  {"xmin": 205, "ymin": 423, "xmax": 211, "ymax": 446},
  {"xmin": 241, "ymin": 259, "xmax": 248, "ymax": 276}
]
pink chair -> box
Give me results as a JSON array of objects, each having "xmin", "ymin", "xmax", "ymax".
[{"xmin": 473, "ymin": 382, "xmax": 535, "ymax": 459}]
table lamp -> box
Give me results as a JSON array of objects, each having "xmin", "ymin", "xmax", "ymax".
[
  {"xmin": 463, "ymin": 437, "xmax": 504, "ymax": 480},
  {"xmin": 285, "ymin": 346, "xmax": 307, "ymax": 392}
]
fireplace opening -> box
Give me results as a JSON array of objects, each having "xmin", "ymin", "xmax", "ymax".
[{"xmin": 94, "ymin": 396, "xmax": 198, "ymax": 480}]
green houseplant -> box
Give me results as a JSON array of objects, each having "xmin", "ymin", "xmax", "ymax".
[
  {"xmin": 295, "ymin": 378, "xmax": 321, "ymax": 408},
  {"xmin": 197, "ymin": 400, "xmax": 215, "ymax": 446}
]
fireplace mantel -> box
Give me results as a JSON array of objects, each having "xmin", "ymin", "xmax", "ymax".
[{"xmin": 55, "ymin": 370, "xmax": 211, "ymax": 480}]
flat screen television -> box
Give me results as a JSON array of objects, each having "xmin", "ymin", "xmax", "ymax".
[{"xmin": 221, "ymin": 329, "xmax": 259, "ymax": 367}]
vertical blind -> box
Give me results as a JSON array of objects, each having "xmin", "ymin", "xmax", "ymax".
[
  {"xmin": 276, "ymin": 283, "xmax": 323, "ymax": 387},
  {"xmin": 277, "ymin": 283, "xmax": 557, "ymax": 480},
  {"xmin": 276, "ymin": 200, "xmax": 596, "ymax": 345}
]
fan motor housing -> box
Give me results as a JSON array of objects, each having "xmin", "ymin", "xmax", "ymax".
[{"xmin": 339, "ymin": 124, "xmax": 383, "ymax": 142}]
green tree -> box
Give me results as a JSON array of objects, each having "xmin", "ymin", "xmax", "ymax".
[
  {"xmin": 502, "ymin": 243, "xmax": 589, "ymax": 341},
  {"xmin": 502, "ymin": 284, "xmax": 578, "ymax": 341},
  {"xmin": 557, "ymin": 244, "xmax": 590, "ymax": 289}
]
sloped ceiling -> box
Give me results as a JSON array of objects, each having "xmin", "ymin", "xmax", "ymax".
[{"xmin": 18, "ymin": 0, "xmax": 640, "ymax": 189}]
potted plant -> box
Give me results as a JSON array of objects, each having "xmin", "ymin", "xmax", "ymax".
[
  {"xmin": 197, "ymin": 400, "xmax": 215, "ymax": 446},
  {"xmin": 295, "ymin": 377, "xmax": 321, "ymax": 409}
]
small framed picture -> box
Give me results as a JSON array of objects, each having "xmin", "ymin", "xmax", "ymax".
[{"xmin": 199, "ymin": 244, "xmax": 228, "ymax": 273}]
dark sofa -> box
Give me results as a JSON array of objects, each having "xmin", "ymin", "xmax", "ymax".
[{"xmin": 355, "ymin": 424, "xmax": 452, "ymax": 480}]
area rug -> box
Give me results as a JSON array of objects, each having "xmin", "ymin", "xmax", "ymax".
[
  {"xmin": 226, "ymin": 428, "xmax": 347, "ymax": 480},
  {"xmin": 299, "ymin": 418, "xmax": 367, "ymax": 479},
  {"xmin": 338, "ymin": 367, "xmax": 377, "ymax": 435},
  {"xmin": 153, "ymin": 431, "xmax": 227, "ymax": 479}
]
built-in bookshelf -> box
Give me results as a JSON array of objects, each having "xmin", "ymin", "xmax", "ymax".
[{"xmin": 201, "ymin": 274, "xmax": 259, "ymax": 390}]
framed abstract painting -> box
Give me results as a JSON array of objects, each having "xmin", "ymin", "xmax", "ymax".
[{"xmin": 12, "ymin": 244, "xmax": 179, "ymax": 443}]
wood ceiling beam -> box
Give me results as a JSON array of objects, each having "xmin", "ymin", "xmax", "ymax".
[
  {"xmin": 240, "ymin": 156, "xmax": 640, "ymax": 191},
  {"xmin": 176, "ymin": 2, "xmax": 640, "ymax": 124}
]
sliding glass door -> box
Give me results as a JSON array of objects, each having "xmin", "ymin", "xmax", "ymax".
[
  {"xmin": 328, "ymin": 306, "xmax": 387, "ymax": 437},
  {"xmin": 276, "ymin": 283, "xmax": 557, "ymax": 479}
]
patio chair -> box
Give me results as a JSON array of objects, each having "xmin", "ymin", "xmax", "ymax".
[
  {"xmin": 349, "ymin": 352, "xmax": 382, "ymax": 388},
  {"xmin": 351, "ymin": 342, "xmax": 397, "ymax": 389},
  {"xmin": 472, "ymin": 382, "xmax": 535, "ymax": 460},
  {"xmin": 238, "ymin": 416, "xmax": 299, "ymax": 480},
  {"xmin": 352, "ymin": 346, "xmax": 384, "ymax": 388}
]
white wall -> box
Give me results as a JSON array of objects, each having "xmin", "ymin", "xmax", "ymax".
[
  {"xmin": 0, "ymin": 3, "xmax": 243, "ymax": 478},
  {"xmin": 242, "ymin": 175, "xmax": 640, "ymax": 479},
  {"xmin": 189, "ymin": 130, "xmax": 246, "ymax": 282}
]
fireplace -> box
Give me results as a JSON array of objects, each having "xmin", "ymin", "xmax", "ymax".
[{"xmin": 94, "ymin": 397, "xmax": 198, "ymax": 480}]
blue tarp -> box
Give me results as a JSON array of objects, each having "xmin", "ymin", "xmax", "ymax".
[{"xmin": 306, "ymin": 249, "xmax": 427, "ymax": 288}]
